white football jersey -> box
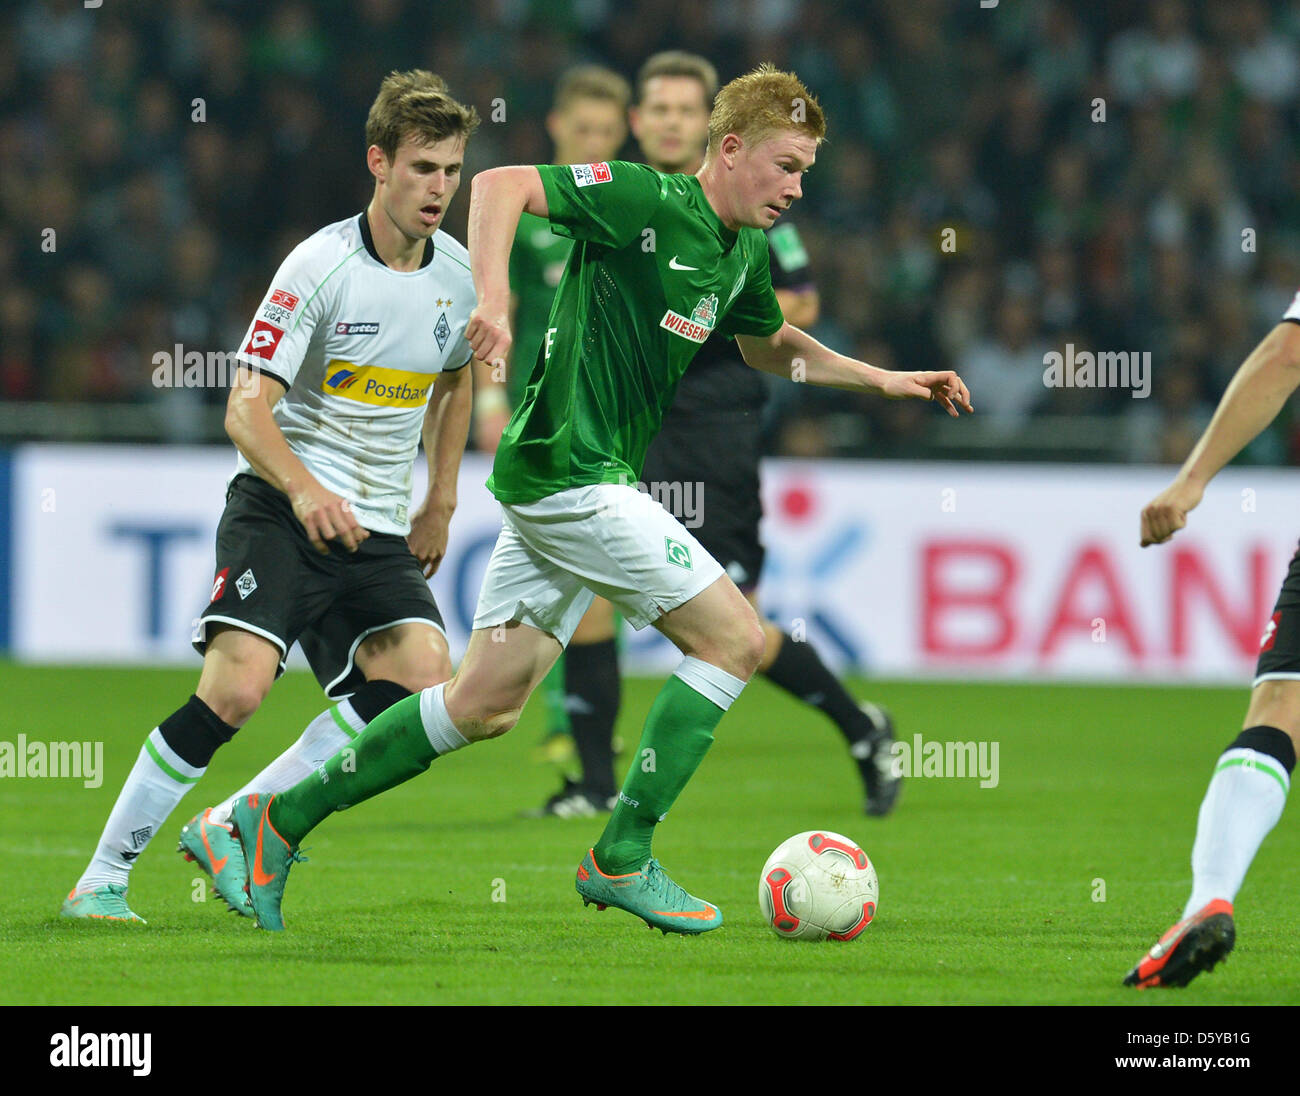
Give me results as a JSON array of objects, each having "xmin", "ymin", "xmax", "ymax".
[{"xmin": 233, "ymin": 213, "xmax": 475, "ymax": 535}]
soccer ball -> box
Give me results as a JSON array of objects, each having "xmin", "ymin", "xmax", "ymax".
[{"xmin": 758, "ymin": 830, "xmax": 878, "ymax": 941}]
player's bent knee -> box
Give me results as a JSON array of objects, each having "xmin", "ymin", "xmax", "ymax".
[
  {"xmin": 462, "ymin": 708, "xmax": 521, "ymax": 742},
  {"xmin": 1245, "ymin": 679, "xmax": 1300, "ymax": 740},
  {"xmin": 384, "ymin": 649, "xmax": 452, "ymax": 693},
  {"xmin": 198, "ymin": 676, "xmax": 271, "ymax": 728},
  {"xmin": 736, "ymin": 619, "xmax": 766, "ymax": 678}
]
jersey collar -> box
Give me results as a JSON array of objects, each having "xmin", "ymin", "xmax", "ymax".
[
  {"xmin": 358, "ymin": 211, "xmax": 435, "ymax": 270},
  {"xmin": 681, "ymin": 174, "xmax": 739, "ymax": 251}
]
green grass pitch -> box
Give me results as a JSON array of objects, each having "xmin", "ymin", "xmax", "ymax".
[{"xmin": 2, "ymin": 661, "xmax": 1298, "ymax": 1005}]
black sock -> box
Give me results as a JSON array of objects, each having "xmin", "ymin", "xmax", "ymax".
[
  {"xmin": 564, "ymin": 638, "xmax": 620, "ymax": 800},
  {"xmin": 158, "ymin": 695, "xmax": 238, "ymax": 768},
  {"xmin": 1229, "ymin": 726, "xmax": 1297, "ymax": 773},
  {"xmin": 348, "ymin": 679, "xmax": 413, "ymax": 725},
  {"xmin": 763, "ymin": 635, "xmax": 872, "ymax": 744}
]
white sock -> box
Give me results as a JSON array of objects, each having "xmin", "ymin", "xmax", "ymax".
[
  {"xmin": 674, "ymin": 656, "xmax": 747, "ymax": 711},
  {"xmin": 1183, "ymin": 747, "xmax": 1290, "ymax": 919},
  {"xmin": 210, "ymin": 700, "xmax": 363, "ymax": 824},
  {"xmin": 75, "ymin": 728, "xmax": 206, "ymax": 891},
  {"xmin": 419, "ymin": 683, "xmax": 470, "ymax": 755}
]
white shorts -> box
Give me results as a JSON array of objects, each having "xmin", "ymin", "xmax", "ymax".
[{"xmin": 473, "ymin": 483, "xmax": 725, "ymax": 645}]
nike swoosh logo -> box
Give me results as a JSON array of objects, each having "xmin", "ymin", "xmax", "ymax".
[
  {"xmin": 252, "ymin": 805, "xmax": 276, "ymax": 887},
  {"xmin": 651, "ymin": 906, "xmax": 718, "ymax": 919},
  {"xmin": 668, "ymin": 257, "xmax": 698, "ymax": 271},
  {"xmin": 200, "ymin": 812, "xmax": 227, "ymax": 875}
]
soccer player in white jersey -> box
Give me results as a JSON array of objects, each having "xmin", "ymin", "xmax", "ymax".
[
  {"xmin": 60, "ymin": 71, "xmax": 482, "ymax": 923},
  {"xmin": 1125, "ymin": 295, "xmax": 1300, "ymax": 987}
]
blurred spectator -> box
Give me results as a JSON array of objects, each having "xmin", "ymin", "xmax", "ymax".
[
  {"xmin": 957, "ymin": 293, "xmax": 1052, "ymax": 435},
  {"xmin": 2, "ymin": 0, "xmax": 1300, "ymax": 470},
  {"xmin": 1107, "ymin": 0, "xmax": 1201, "ymax": 105}
]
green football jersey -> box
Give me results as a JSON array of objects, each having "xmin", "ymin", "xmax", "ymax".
[
  {"xmin": 508, "ymin": 211, "xmax": 572, "ymax": 409},
  {"xmin": 487, "ymin": 160, "xmax": 785, "ymax": 505}
]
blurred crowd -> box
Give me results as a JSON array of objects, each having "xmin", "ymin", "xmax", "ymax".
[{"xmin": 5, "ymin": 0, "xmax": 1300, "ymax": 461}]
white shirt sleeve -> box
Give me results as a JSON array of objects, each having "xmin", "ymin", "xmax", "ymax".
[
  {"xmin": 1283, "ymin": 288, "xmax": 1300, "ymax": 324},
  {"xmin": 234, "ymin": 239, "xmax": 333, "ymax": 390}
]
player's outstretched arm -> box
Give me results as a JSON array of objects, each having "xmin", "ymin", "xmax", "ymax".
[
  {"xmin": 735, "ymin": 323, "xmax": 973, "ymax": 417},
  {"xmin": 466, "ymin": 166, "xmax": 549, "ymax": 370},
  {"xmin": 225, "ymin": 366, "xmax": 368, "ymax": 554},
  {"xmin": 409, "ymin": 362, "xmax": 474, "ymax": 577},
  {"xmin": 1141, "ymin": 322, "xmax": 1300, "ymax": 548}
]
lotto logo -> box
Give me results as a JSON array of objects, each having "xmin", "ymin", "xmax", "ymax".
[
  {"xmin": 211, "ymin": 566, "xmax": 230, "ymax": 603},
  {"xmin": 269, "ymin": 288, "xmax": 300, "ymax": 311},
  {"xmin": 570, "ymin": 162, "xmax": 612, "ymax": 187},
  {"xmin": 243, "ymin": 321, "xmax": 284, "ymax": 360}
]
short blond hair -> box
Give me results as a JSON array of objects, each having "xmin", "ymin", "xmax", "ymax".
[
  {"xmin": 365, "ymin": 70, "xmax": 480, "ymax": 162},
  {"xmin": 553, "ymin": 65, "xmax": 632, "ymax": 113},
  {"xmin": 706, "ymin": 63, "xmax": 825, "ymax": 158}
]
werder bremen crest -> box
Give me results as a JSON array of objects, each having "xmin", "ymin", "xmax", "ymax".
[
  {"xmin": 665, "ymin": 536, "xmax": 693, "ymax": 570},
  {"xmin": 690, "ymin": 294, "xmax": 719, "ymax": 331}
]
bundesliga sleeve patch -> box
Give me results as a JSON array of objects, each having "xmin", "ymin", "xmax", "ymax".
[
  {"xmin": 261, "ymin": 289, "xmax": 300, "ymax": 327},
  {"xmin": 243, "ymin": 320, "xmax": 285, "ymax": 360},
  {"xmin": 570, "ymin": 162, "xmax": 613, "ymax": 187}
]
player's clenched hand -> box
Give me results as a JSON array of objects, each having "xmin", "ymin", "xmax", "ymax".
[
  {"xmin": 466, "ymin": 303, "xmax": 512, "ymax": 382},
  {"xmin": 407, "ymin": 501, "xmax": 452, "ymax": 578},
  {"xmin": 877, "ymin": 370, "xmax": 974, "ymax": 417},
  {"xmin": 290, "ymin": 484, "xmax": 369, "ymax": 554},
  {"xmin": 1140, "ymin": 478, "xmax": 1204, "ymax": 547}
]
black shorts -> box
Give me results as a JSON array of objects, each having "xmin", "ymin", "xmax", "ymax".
[
  {"xmin": 1255, "ymin": 539, "xmax": 1300, "ymax": 684},
  {"xmin": 640, "ymin": 409, "xmax": 765, "ymax": 591},
  {"xmin": 193, "ymin": 474, "xmax": 445, "ymax": 699}
]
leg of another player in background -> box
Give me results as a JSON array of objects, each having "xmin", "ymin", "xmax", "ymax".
[
  {"xmin": 566, "ymin": 599, "xmax": 620, "ymax": 804},
  {"xmin": 211, "ymin": 623, "xmax": 451, "ymax": 823},
  {"xmin": 1181, "ymin": 679, "xmax": 1298, "ymax": 918},
  {"xmin": 534, "ymin": 653, "xmax": 574, "ymax": 763},
  {"xmin": 1125, "ymin": 678, "xmax": 1298, "ymax": 987},
  {"xmin": 591, "ymin": 576, "xmax": 764, "ymax": 874},
  {"xmin": 750, "ymin": 592, "xmax": 900, "ymax": 815},
  {"xmin": 528, "ymin": 597, "xmax": 621, "ymax": 814},
  {"xmin": 65, "ymin": 627, "xmax": 277, "ymax": 907}
]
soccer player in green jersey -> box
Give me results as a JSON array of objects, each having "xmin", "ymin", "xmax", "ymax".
[
  {"xmin": 230, "ymin": 65, "xmax": 971, "ymax": 934},
  {"xmin": 472, "ymin": 65, "xmax": 632, "ymax": 778},
  {"xmin": 526, "ymin": 50, "xmax": 906, "ymax": 820}
]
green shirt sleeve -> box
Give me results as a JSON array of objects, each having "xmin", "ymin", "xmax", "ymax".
[
  {"xmin": 716, "ymin": 231, "xmax": 786, "ymax": 338},
  {"xmin": 538, "ymin": 161, "xmax": 665, "ymax": 250}
]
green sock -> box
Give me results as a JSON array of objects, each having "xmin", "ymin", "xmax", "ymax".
[
  {"xmin": 593, "ymin": 675, "xmax": 726, "ymax": 874},
  {"xmin": 269, "ymin": 693, "xmax": 438, "ymax": 844}
]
